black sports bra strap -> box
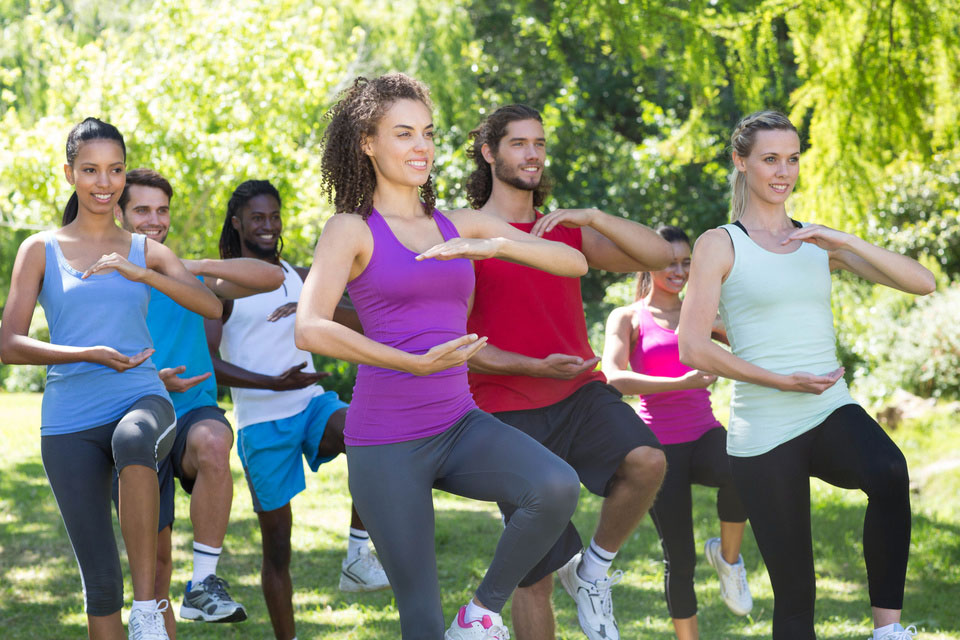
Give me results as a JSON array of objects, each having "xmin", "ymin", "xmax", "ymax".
[{"xmin": 730, "ymin": 218, "xmax": 802, "ymax": 237}]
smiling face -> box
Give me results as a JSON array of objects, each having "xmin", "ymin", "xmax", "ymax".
[
  {"xmin": 64, "ymin": 139, "xmax": 126, "ymax": 218},
  {"xmin": 651, "ymin": 240, "xmax": 692, "ymax": 295},
  {"xmin": 486, "ymin": 118, "xmax": 546, "ymax": 192},
  {"xmin": 363, "ymin": 98, "xmax": 434, "ymax": 188},
  {"xmin": 117, "ymin": 184, "xmax": 171, "ymax": 243},
  {"xmin": 734, "ymin": 128, "xmax": 800, "ymax": 209},
  {"xmin": 232, "ymin": 194, "xmax": 282, "ymax": 259}
]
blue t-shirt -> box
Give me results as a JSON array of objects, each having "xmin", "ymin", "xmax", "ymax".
[{"xmin": 147, "ymin": 276, "xmax": 218, "ymax": 417}]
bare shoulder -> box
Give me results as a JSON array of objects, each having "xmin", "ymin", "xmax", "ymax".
[
  {"xmin": 443, "ymin": 208, "xmax": 496, "ymax": 237},
  {"xmin": 144, "ymin": 235, "xmax": 177, "ymax": 266},
  {"xmin": 606, "ymin": 304, "xmax": 635, "ymax": 326},
  {"xmin": 692, "ymin": 228, "xmax": 734, "ymax": 270},
  {"xmin": 319, "ymin": 213, "xmax": 372, "ymax": 252}
]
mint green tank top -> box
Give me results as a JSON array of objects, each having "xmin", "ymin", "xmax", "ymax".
[{"xmin": 718, "ymin": 222, "xmax": 855, "ymax": 456}]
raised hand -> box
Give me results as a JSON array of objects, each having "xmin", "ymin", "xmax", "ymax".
[
  {"xmin": 539, "ymin": 353, "xmax": 601, "ymax": 379},
  {"xmin": 411, "ymin": 334, "xmax": 488, "ymax": 375},
  {"xmin": 679, "ymin": 369, "xmax": 718, "ymax": 389},
  {"xmin": 268, "ymin": 302, "xmax": 298, "ymax": 322},
  {"xmin": 81, "ymin": 252, "xmax": 150, "ymax": 281},
  {"xmin": 779, "ymin": 367, "xmax": 845, "ymax": 394},
  {"xmin": 530, "ymin": 208, "xmax": 598, "ymax": 237},
  {"xmin": 415, "ymin": 238, "xmax": 505, "ymax": 262},
  {"xmin": 89, "ymin": 346, "xmax": 155, "ymax": 372},
  {"xmin": 271, "ymin": 362, "xmax": 329, "ymax": 390},
  {"xmin": 783, "ymin": 224, "xmax": 853, "ymax": 251},
  {"xmin": 158, "ymin": 365, "xmax": 212, "ymax": 393}
]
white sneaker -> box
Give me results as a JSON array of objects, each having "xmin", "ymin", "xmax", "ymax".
[
  {"xmin": 339, "ymin": 546, "xmax": 391, "ymax": 592},
  {"xmin": 704, "ymin": 537, "xmax": 753, "ymax": 616},
  {"xmin": 556, "ymin": 552, "xmax": 622, "ymax": 640},
  {"xmin": 128, "ymin": 599, "xmax": 170, "ymax": 640},
  {"xmin": 872, "ymin": 624, "xmax": 918, "ymax": 639},
  {"xmin": 444, "ymin": 605, "xmax": 511, "ymax": 639}
]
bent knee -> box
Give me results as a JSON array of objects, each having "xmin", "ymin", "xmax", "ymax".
[
  {"xmin": 517, "ymin": 573, "xmax": 554, "ymax": 600},
  {"xmin": 865, "ymin": 450, "xmax": 910, "ymax": 497},
  {"xmin": 620, "ymin": 446, "xmax": 667, "ymax": 485},
  {"xmin": 190, "ymin": 425, "xmax": 233, "ymax": 473}
]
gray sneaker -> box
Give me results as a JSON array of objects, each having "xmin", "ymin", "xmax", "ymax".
[
  {"xmin": 180, "ymin": 574, "xmax": 247, "ymax": 623},
  {"xmin": 339, "ymin": 546, "xmax": 391, "ymax": 592},
  {"xmin": 704, "ymin": 537, "xmax": 753, "ymax": 616},
  {"xmin": 128, "ymin": 599, "xmax": 169, "ymax": 640}
]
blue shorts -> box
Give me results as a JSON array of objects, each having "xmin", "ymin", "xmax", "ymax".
[{"xmin": 236, "ymin": 391, "xmax": 348, "ymax": 513}]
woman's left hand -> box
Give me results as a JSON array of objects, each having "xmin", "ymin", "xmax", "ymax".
[
  {"xmin": 82, "ymin": 253, "xmax": 149, "ymax": 281},
  {"xmin": 530, "ymin": 208, "xmax": 599, "ymax": 237},
  {"xmin": 416, "ymin": 237, "xmax": 505, "ymax": 261},
  {"xmin": 783, "ymin": 224, "xmax": 853, "ymax": 251}
]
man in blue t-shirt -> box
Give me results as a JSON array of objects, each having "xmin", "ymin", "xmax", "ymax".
[{"xmin": 116, "ymin": 169, "xmax": 284, "ymax": 635}]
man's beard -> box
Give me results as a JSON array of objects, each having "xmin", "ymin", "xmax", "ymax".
[
  {"xmin": 243, "ymin": 237, "xmax": 278, "ymax": 259},
  {"xmin": 494, "ymin": 160, "xmax": 542, "ymax": 192}
]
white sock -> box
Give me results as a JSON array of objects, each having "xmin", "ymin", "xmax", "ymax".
[
  {"xmin": 191, "ymin": 541, "xmax": 222, "ymax": 586},
  {"xmin": 578, "ymin": 538, "xmax": 617, "ymax": 583},
  {"xmin": 131, "ymin": 598, "xmax": 157, "ymax": 613},
  {"xmin": 874, "ymin": 623, "xmax": 904, "ymax": 639},
  {"xmin": 465, "ymin": 599, "xmax": 500, "ymax": 624},
  {"xmin": 347, "ymin": 527, "xmax": 370, "ymax": 560}
]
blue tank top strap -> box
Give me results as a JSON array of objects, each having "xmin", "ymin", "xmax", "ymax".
[{"xmin": 129, "ymin": 233, "xmax": 146, "ymax": 267}]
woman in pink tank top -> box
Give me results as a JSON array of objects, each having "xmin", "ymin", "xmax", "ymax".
[
  {"xmin": 602, "ymin": 226, "xmax": 751, "ymax": 640},
  {"xmin": 295, "ymin": 74, "xmax": 588, "ymax": 640}
]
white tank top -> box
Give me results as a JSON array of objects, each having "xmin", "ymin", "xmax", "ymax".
[
  {"xmin": 219, "ymin": 259, "xmax": 324, "ymax": 429},
  {"xmin": 719, "ymin": 223, "xmax": 855, "ymax": 456}
]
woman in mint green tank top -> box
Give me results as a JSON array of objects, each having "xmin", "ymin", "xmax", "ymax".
[
  {"xmin": 0, "ymin": 119, "xmax": 221, "ymax": 640},
  {"xmin": 678, "ymin": 111, "xmax": 934, "ymax": 640}
]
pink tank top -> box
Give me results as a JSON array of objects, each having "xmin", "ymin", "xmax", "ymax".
[
  {"xmin": 628, "ymin": 303, "xmax": 721, "ymax": 444},
  {"xmin": 344, "ymin": 209, "xmax": 478, "ymax": 446}
]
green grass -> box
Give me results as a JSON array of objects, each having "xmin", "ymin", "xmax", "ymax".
[{"xmin": 1, "ymin": 392, "xmax": 958, "ymax": 639}]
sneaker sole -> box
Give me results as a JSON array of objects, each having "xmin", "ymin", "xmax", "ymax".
[
  {"xmin": 338, "ymin": 576, "xmax": 392, "ymax": 593},
  {"xmin": 180, "ymin": 604, "xmax": 248, "ymax": 623},
  {"xmin": 556, "ymin": 557, "xmax": 619, "ymax": 640}
]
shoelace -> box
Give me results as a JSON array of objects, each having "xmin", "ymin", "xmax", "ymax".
[
  {"xmin": 485, "ymin": 623, "xmax": 511, "ymax": 639},
  {"xmin": 887, "ymin": 626, "xmax": 918, "ymax": 639},
  {"xmin": 203, "ymin": 576, "xmax": 232, "ymax": 602},
  {"xmin": 595, "ymin": 570, "xmax": 624, "ymax": 617},
  {"xmin": 132, "ymin": 599, "xmax": 169, "ymax": 638},
  {"xmin": 732, "ymin": 563, "xmax": 750, "ymax": 597}
]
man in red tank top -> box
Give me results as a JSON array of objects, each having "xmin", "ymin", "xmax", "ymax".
[{"xmin": 464, "ymin": 105, "xmax": 674, "ymax": 640}]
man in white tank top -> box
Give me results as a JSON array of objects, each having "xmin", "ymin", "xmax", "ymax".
[{"xmin": 205, "ymin": 181, "xmax": 388, "ymax": 640}]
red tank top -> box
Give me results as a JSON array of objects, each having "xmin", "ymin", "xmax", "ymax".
[{"xmin": 467, "ymin": 215, "xmax": 605, "ymax": 412}]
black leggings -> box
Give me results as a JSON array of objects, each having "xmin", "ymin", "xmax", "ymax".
[
  {"xmin": 648, "ymin": 427, "xmax": 747, "ymax": 619},
  {"xmin": 730, "ymin": 404, "xmax": 910, "ymax": 640}
]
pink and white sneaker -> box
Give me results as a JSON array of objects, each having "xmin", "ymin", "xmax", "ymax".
[{"xmin": 444, "ymin": 606, "xmax": 511, "ymax": 639}]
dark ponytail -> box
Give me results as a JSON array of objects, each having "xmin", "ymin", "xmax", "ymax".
[{"xmin": 61, "ymin": 117, "xmax": 126, "ymax": 226}]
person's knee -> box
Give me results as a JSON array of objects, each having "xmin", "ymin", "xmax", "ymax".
[
  {"xmin": 318, "ymin": 408, "xmax": 347, "ymax": 457},
  {"xmin": 617, "ymin": 446, "xmax": 667, "ymax": 492},
  {"xmin": 85, "ymin": 575, "xmax": 124, "ymax": 617},
  {"xmin": 259, "ymin": 513, "xmax": 292, "ymax": 571},
  {"xmin": 188, "ymin": 422, "xmax": 233, "ymax": 478},
  {"xmin": 865, "ymin": 449, "xmax": 910, "ymax": 499},
  {"xmin": 535, "ymin": 462, "xmax": 580, "ymax": 521}
]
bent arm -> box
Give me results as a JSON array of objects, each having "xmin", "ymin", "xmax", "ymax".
[
  {"xmin": 448, "ymin": 209, "xmax": 588, "ymax": 277},
  {"xmin": 677, "ymin": 230, "xmax": 793, "ymax": 390},
  {"xmin": 185, "ymin": 258, "xmax": 285, "ymax": 299},
  {"xmin": 829, "ymin": 236, "xmax": 936, "ymax": 295},
  {"xmin": 581, "ymin": 212, "xmax": 674, "ymax": 273},
  {"xmin": 600, "ymin": 306, "xmax": 693, "ymax": 394},
  {"xmin": 1, "ymin": 236, "xmax": 93, "ymax": 365},
  {"xmin": 144, "ymin": 240, "xmax": 222, "ymax": 318}
]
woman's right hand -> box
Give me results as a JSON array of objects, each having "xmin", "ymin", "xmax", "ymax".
[
  {"xmin": 680, "ymin": 369, "xmax": 717, "ymax": 389},
  {"xmin": 88, "ymin": 346, "xmax": 155, "ymax": 372},
  {"xmin": 778, "ymin": 367, "xmax": 844, "ymax": 394},
  {"xmin": 411, "ymin": 334, "xmax": 488, "ymax": 376}
]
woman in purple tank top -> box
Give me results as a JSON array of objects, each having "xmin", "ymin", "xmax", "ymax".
[
  {"xmin": 0, "ymin": 119, "xmax": 221, "ymax": 640},
  {"xmin": 295, "ymin": 74, "xmax": 587, "ymax": 640},
  {"xmin": 602, "ymin": 225, "xmax": 751, "ymax": 639}
]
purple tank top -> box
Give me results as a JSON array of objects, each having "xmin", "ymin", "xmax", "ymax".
[
  {"xmin": 629, "ymin": 303, "xmax": 721, "ymax": 445},
  {"xmin": 344, "ymin": 209, "xmax": 478, "ymax": 446}
]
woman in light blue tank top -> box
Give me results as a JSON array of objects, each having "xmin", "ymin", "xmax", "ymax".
[
  {"xmin": 295, "ymin": 74, "xmax": 588, "ymax": 640},
  {"xmin": 677, "ymin": 111, "xmax": 935, "ymax": 640},
  {"xmin": 0, "ymin": 119, "xmax": 221, "ymax": 640}
]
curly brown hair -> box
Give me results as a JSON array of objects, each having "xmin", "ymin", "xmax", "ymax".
[
  {"xmin": 465, "ymin": 104, "xmax": 551, "ymax": 210},
  {"xmin": 320, "ymin": 74, "xmax": 437, "ymax": 219}
]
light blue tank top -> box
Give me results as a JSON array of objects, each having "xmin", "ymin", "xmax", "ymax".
[
  {"xmin": 37, "ymin": 232, "xmax": 170, "ymax": 435},
  {"xmin": 718, "ymin": 222, "xmax": 855, "ymax": 456},
  {"xmin": 147, "ymin": 277, "xmax": 218, "ymax": 417}
]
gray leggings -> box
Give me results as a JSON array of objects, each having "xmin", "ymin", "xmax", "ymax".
[
  {"xmin": 347, "ymin": 409, "xmax": 580, "ymax": 639},
  {"xmin": 40, "ymin": 395, "xmax": 175, "ymax": 616}
]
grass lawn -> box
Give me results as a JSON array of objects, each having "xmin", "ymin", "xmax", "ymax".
[{"xmin": 1, "ymin": 391, "xmax": 958, "ymax": 639}]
